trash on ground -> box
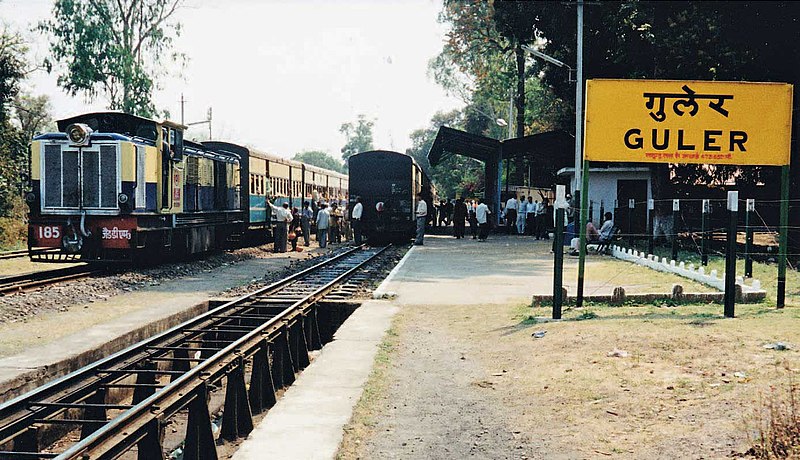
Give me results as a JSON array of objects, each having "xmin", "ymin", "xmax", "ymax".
[
  {"xmin": 763, "ymin": 342, "xmax": 791, "ymax": 350},
  {"xmin": 607, "ymin": 349, "xmax": 629, "ymax": 358},
  {"xmin": 532, "ymin": 330, "xmax": 546, "ymax": 338}
]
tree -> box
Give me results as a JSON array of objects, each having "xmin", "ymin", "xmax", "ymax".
[
  {"xmin": 0, "ymin": 26, "xmax": 29, "ymax": 216},
  {"xmin": 39, "ymin": 0, "xmax": 184, "ymax": 117},
  {"xmin": 493, "ymin": 0, "xmax": 540, "ymax": 138},
  {"xmin": 292, "ymin": 150, "xmax": 344, "ymax": 173},
  {"xmin": 0, "ymin": 26, "xmax": 26, "ymax": 121},
  {"xmin": 13, "ymin": 93, "xmax": 54, "ymax": 140},
  {"xmin": 339, "ymin": 114, "xmax": 375, "ymax": 167},
  {"xmin": 525, "ymin": 1, "xmax": 800, "ymax": 197}
]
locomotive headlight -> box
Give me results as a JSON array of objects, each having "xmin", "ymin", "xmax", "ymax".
[
  {"xmin": 118, "ymin": 193, "xmax": 129, "ymax": 204},
  {"xmin": 25, "ymin": 192, "xmax": 36, "ymax": 203},
  {"xmin": 66, "ymin": 123, "xmax": 93, "ymax": 146}
]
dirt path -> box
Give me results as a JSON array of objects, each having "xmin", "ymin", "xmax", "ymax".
[{"xmin": 359, "ymin": 306, "xmax": 540, "ymax": 459}]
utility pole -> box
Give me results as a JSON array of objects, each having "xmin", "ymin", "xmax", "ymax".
[
  {"xmin": 180, "ymin": 93, "xmax": 185, "ymax": 125},
  {"xmin": 185, "ymin": 106, "xmax": 213, "ymax": 140}
]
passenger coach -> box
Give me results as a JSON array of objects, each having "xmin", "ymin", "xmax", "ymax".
[{"xmin": 348, "ymin": 150, "xmax": 433, "ymax": 243}]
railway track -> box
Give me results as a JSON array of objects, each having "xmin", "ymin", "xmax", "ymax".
[
  {"xmin": 0, "ymin": 244, "xmax": 390, "ymax": 459},
  {"xmin": 0, "ymin": 266, "xmax": 104, "ymax": 296},
  {"xmin": 0, "ymin": 249, "xmax": 60, "ymax": 261},
  {"xmin": 0, "ymin": 250, "xmax": 28, "ymax": 261}
]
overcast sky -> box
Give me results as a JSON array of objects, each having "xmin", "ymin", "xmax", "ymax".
[{"xmin": 0, "ymin": 0, "xmax": 463, "ymax": 159}]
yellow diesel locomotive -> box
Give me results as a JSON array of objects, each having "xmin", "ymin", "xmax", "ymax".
[{"xmin": 27, "ymin": 112, "xmax": 347, "ymax": 263}]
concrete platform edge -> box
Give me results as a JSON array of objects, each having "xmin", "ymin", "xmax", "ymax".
[
  {"xmin": 0, "ymin": 301, "xmax": 208, "ymax": 402},
  {"xmin": 373, "ymin": 245, "xmax": 414, "ymax": 299},
  {"xmin": 233, "ymin": 299, "xmax": 400, "ymax": 460}
]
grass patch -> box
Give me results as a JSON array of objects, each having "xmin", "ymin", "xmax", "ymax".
[
  {"xmin": 575, "ymin": 310, "xmax": 598, "ymax": 321},
  {"xmin": 0, "ymin": 198, "xmax": 27, "ymax": 250},
  {"xmin": 336, "ymin": 317, "xmax": 401, "ymax": 459}
]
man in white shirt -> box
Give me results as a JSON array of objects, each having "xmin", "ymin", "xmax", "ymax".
[
  {"xmin": 351, "ymin": 197, "xmax": 364, "ymax": 245},
  {"xmin": 517, "ymin": 195, "xmax": 527, "ymax": 235},
  {"xmin": 599, "ymin": 212, "xmax": 614, "ymax": 242},
  {"xmin": 415, "ymin": 196, "xmax": 427, "ymax": 245},
  {"xmin": 526, "ymin": 198, "xmax": 537, "ymax": 236},
  {"xmin": 316, "ymin": 203, "xmax": 331, "ymax": 248},
  {"xmin": 268, "ymin": 200, "xmax": 293, "ymax": 253},
  {"xmin": 505, "ymin": 196, "xmax": 518, "ymax": 235},
  {"xmin": 476, "ymin": 199, "xmax": 491, "ymax": 241}
]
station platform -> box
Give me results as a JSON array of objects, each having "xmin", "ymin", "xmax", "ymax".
[{"xmin": 233, "ymin": 233, "xmax": 617, "ymax": 459}]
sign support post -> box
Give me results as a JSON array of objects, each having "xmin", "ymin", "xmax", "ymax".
[
  {"xmin": 628, "ymin": 198, "xmax": 635, "ymax": 248},
  {"xmin": 701, "ymin": 199, "xmax": 710, "ymax": 266},
  {"xmin": 745, "ymin": 199, "xmax": 755, "ymax": 278},
  {"xmin": 576, "ymin": 160, "xmax": 590, "ymax": 308},
  {"xmin": 553, "ymin": 185, "xmax": 567, "ymax": 319},
  {"xmin": 724, "ymin": 191, "xmax": 738, "ymax": 318},
  {"xmin": 647, "ymin": 199, "xmax": 655, "ymax": 256},
  {"xmin": 672, "ymin": 199, "xmax": 680, "ymax": 262},
  {"xmin": 778, "ymin": 165, "xmax": 790, "ymax": 308}
]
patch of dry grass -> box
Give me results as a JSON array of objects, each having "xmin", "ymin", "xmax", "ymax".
[
  {"xmin": 337, "ymin": 318, "xmax": 401, "ymax": 460},
  {"xmin": 579, "ymin": 257, "xmax": 718, "ymax": 295},
  {"xmin": 345, "ymin": 299, "xmax": 800, "ymax": 458}
]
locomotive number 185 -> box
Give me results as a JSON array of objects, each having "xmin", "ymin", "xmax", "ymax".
[{"xmin": 33, "ymin": 225, "xmax": 62, "ymax": 245}]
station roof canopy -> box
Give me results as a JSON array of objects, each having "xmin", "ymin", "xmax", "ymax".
[
  {"xmin": 428, "ymin": 126, "xmax": 500, "ymax": 166},
  {"xmin": 427, "ymin": 126, "xmax": 574, "ymax": 166}
]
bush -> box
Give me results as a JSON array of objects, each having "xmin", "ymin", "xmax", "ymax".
[
  {"xmin": 0, "ymin": 197, "xmax": 27, "ymax": 250},
  {"xmin": 748, "ymin": 375, "xmax": 800, "ymax": 458}
]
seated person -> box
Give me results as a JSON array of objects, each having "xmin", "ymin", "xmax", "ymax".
[
  {"xmin": 598, "ymin": 212, "xmax": 614, "ymax": 242},
  {"xmin": 569, "ymin": 221, "xmax": 602, "ymax": 256}
]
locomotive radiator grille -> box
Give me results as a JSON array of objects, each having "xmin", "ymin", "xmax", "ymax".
[{"xmin": 41, "ymin": 143, "xmax": 119, "ymax": 212}]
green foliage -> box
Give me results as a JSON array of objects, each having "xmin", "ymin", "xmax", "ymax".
[
  {"xmin": 39, "ymin": 0, "xmax": 184, "ymax": 117},
  {"xmin": 530, "ymin": 1, "xmax": 800, "ymax": 192},
  {"xmin": 0, "ymin": 197, "xmax": 27, "ymax": 249},
  {"xmin": 13, "ymin": 93, "xmax": 54, "ymax": 140},
  {"xmin": 575, "ymin": 310, "xmax": 598, "ymax": 321},
  {"xmin": 0, "ymin": 28, "xmax": 26, "ymax": 119},
  {"xmin": 0, "ymin": 26, "xmax": 29, "ymax": 220},
  {"xmin": 292, "ymin": 150, "xmax": 344, "ymax": 173},
  {"xmin": 340, "ymin": 114, "xmax": 375, "ymax": 167},
  {"xmin": 0, "ymin": 120, "xmax": 27, "ymax": 216}
]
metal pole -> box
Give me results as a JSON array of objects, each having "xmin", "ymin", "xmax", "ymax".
[
  {"xmin": 745, "ymin": 198, "xmax": 754, "ymax": 278},
  {"xmin": 778, "ymin": 165, "xmax": 789, "ymax": 308},
  {"xmin": 672, "ymin": 199, "xmax": 680, "ymax": 262},
  {"xmin": 576, "ymin": 160, "xmax": 590, "ymax": 308},
  {"xmin": 647, "ymin": 199, "xmax": 655, "ymax": 256},
  {"xmin": 724, "ymin": 191, "xmax": 738, "ymax": 318},
  {"xmin": 180, "ymin": 93, "xmax": 185, "ymax": 125},
  {"xmin": 628, "ymin": 198, "xmax": 635, "ymax": 248},
  {"xmin": 701, "ymin": 199, "xmax": 710, "ymax": 266},
  {"xmin": 553, "ymin": 185, "xmax": 566, "ymax": 319},
  {"xmin": 208, "ymin": 107, "xmax": 213, "ymax": 140},
  {"xmin": 574, "ymin": 0, "xmax": 584, "ymax": 192}
]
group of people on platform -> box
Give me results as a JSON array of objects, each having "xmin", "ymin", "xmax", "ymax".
[
  {"xmin": 268, "ymin": 195, "xmax": 361, "ymax": 253},
  {"xmin": 415, "ymin": 197, "xmax": 497, "ymax": 245},
  {"xmin": 419, "ymin": 193, "xmax": 616, "ymax": 253}
]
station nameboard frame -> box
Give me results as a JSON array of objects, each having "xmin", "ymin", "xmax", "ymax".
[{"xmin": 583, "ymin": 79, "xmax": 793, "ymax": 166}]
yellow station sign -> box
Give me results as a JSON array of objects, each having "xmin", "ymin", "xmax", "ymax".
[{"xmin": 583, "ymin": 79, "xmax": 793, "ymax": 166}]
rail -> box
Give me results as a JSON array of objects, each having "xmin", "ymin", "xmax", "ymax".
[
  {"xmin": 0, "ymin": 266, "xmax": 101, "ymax": 295},
  {"xmin": 0, "ymin": 244, "xmax": 389, "ymax": 459}
]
